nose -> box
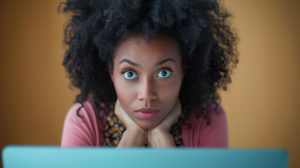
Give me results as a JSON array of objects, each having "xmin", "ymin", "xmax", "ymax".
[{"xmin": 137, "ymin": 78, "xmax": 158, "ymax": 106}]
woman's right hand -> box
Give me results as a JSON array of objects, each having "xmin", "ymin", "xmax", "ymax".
[
  {"xmin": 114, "ymin": 99, "xmax": 142, "ymax": 132},
  {"xmin": 114, "ymin": 99, "xmax": 147, "ymax": 147}
]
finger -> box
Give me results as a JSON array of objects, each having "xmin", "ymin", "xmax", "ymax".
[{"xmin": 114, "ymin": 100, "xmax": 122, "ymax": 118}]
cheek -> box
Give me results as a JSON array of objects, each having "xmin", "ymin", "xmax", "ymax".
[
  {"xmin": 113, "ymin": 77, "xmax": 136, "ymax": 111},
  {"xmin": 160, "ymin": 77, "xmax": 182, "ymax": 99},
  {"xmin": 160, "ymin": 86, "xmax": 179, "ymax": 101},
  {"xmin": 158, "ymin": 80, "xmax": 182, "ymax": 110}
]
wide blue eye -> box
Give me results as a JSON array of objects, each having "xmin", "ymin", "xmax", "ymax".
[
  {"xmin": 157, "ymin": 69, "xmax": 172, "ymax": 79},
  {"xmin": 123, "ymin": 70, "xmax": 138, "ymax": 80}
]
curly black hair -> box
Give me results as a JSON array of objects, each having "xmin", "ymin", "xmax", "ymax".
[{"xmin": 59, "ymin": 0, "xmax": 238, "ymax": 124}]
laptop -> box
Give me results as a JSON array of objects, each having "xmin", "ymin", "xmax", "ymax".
[{"xmin": 2, "ymin": 146, "xmax": 288, "ymax": 168}]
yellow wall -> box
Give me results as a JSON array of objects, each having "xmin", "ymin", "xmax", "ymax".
[
  {"xmin": 222, "ymin": 1, "xmax": 300, "ymax": 168},
  {"xmin": 0, "ymin": 0, "xmax": 299, "ymax": 167}
]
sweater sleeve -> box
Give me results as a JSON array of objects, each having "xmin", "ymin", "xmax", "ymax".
[
  {"xmin": 197, "ymin": 105, "xmax": 228, "ymax": 147},
  {"xmin": 182, "ymin": 104, "xmax": 228, "ymax": 147},
  {"xmin": 61, "ymin": 102, "xmax": 101, "ymax": 147}
]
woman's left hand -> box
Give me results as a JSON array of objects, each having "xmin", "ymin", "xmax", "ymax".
[{"xmin": 147, "ymin": 100, "xmax": 182, "ymax": 147}]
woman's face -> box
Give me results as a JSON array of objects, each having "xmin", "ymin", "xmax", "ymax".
[{"xmin": 110, "ymin": 35, "xmax": 184, "ymax": 129}]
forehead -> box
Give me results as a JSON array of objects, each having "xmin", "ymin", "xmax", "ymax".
[{"xmin": 113, "ymin": 35, "xmax": 181, "ymax": 63}]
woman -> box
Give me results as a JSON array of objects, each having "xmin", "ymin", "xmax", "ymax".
[{"xmin": 60, "ymin": 0, "xmax": 238, "ymax": 147}]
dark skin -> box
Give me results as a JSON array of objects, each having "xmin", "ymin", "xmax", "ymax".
[{"xmin": 109, "ymin": 35, "xmax": 184, "ymax": 147}]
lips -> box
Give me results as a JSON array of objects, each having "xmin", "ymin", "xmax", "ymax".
[{"xmin": 135, "ymin": 108, "xmax": 159, "ymax": 120}]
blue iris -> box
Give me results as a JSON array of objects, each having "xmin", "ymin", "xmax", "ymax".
[
  {"xmin": 157, "ymin": 69, "xmax": 172, "ymax": 79},
  {"xmin": 123, "ymin": 71, "xmax": 138, "ymax": 80}
]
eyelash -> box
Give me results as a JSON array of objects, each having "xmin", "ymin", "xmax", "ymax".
[
  {"xmin": 156, "ymin": 68, "xmax": 173, "ymax": 79},
  {"xmin": 121, "ymin": 67, "xmax": 173, "ymax": 80},
  {"xmin": 121, "ymin": 68, "xmax": 138, "ymax": 80}
]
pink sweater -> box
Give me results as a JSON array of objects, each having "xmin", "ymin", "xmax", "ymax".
[{"xmin": 61, "ymin": 100, "xmax": 228, "ymax": 147}]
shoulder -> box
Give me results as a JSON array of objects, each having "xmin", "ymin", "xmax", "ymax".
[
  {"xmin": 186, "ymin": 102, "xmax": 227, "ymax": 126},
  {"xmin": 182, "ymin": 102, "xmax": 228, "ymax": 147},
  {"xmin": 61, "ymin": 99, "xmax": 101, "ymax": 147},
  {"xmin": 203, "ymin": 103, "xmax": 227, "ymax": 126},
  {"xmin": 64, "ymin": 100, "xmax": 97, "ymax": 125}
]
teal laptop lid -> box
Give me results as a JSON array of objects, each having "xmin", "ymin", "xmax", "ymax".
[{"xmin": 2, "ymin": 146, "xmax": 288, "ymax": 168}]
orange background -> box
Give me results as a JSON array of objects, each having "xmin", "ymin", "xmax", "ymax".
[{"xmin": 0, "ymin": 0, "xmax": 299, "ymax": 168}]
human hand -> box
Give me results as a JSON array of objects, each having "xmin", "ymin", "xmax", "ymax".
[
  {"xmin": 147, "ymin": 100, "xmax": 182, "ymax": 147},
  {"xmin": 114, "ymin": 99, "xmax": 144, "ymax": 133},
  {"xmin": 152, "ymin": 99, "xmax": 181, "ymax": 133},
  {"xmin": 114, "ymin": 99, "xmax": 147, "ymax": 147}
]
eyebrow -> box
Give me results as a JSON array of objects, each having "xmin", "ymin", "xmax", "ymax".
[{"xmin": 119, "ymin": 58, "xmax": 176, "ymax": 67}]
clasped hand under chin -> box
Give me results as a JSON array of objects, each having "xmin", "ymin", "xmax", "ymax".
[{"xmin": 114, "ymin": 99, "xmax": 181, "ymax": 148}]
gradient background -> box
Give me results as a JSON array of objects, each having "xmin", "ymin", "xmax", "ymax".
[{"xmin": 0, "ymin": 0, "xmax": 299, "ymax": 168}]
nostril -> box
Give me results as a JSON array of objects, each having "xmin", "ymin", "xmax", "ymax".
[
  {"xmin": 152, "ymin": 94, "xmax": 158, "ymax": 100},
  {"xmin": 138, "ymin": 93, "xmax": 158, "ymax": 101}
]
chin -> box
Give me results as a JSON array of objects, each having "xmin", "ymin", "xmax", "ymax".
[{"xmin": 136, "ymin": 120, "xmax": 159, "ymax": 130}]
